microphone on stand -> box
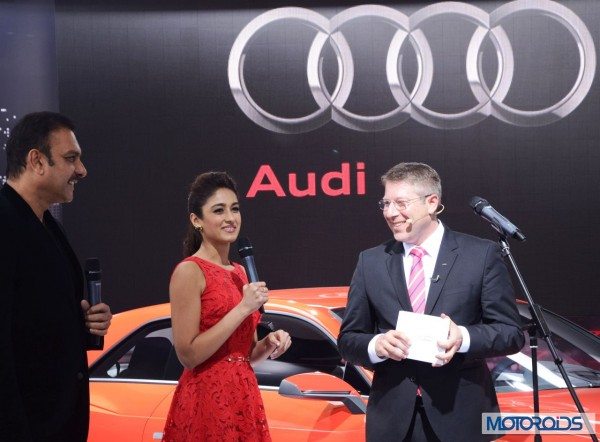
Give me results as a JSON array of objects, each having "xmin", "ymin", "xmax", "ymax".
[
  {"xmin": 469, "ymin": 196, "xmax": 526, "ymax": 242},
  {"xmin": 84, "ymin": 258, "xmax": 104, "ymax": 350}
]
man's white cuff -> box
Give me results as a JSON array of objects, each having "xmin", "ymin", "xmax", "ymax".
[
  {"xmin": 457, "ymin": 326, "xmax": 470, "ymax": 353},
  {"xmin": 368, "ymin": 334, "xmax": 388, "ymax": 363}
]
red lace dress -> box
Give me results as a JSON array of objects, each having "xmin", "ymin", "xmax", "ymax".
[{"xmin": 162, "ymin": 257, "xmax": 271, "ymax": 442}]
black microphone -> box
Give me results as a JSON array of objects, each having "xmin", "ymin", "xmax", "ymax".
[
  {"xmin": 85, "ymin": 258, "xmax": 104, "ymax": 350},
  {"xmin": 469, "ymin": 196, "xmax": 526, "ymax": 242},
  {"xmin": 237, "ymin": 237, "xmax": 265, "ymax": 314}
]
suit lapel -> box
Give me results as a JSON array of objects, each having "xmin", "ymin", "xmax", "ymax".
[
  {"xmin": 44, "ymin": 213, "xmax": 85, "ymax": 303},
  {"xmin": 385, "ymin": 241, "xmax": 413, "ymax": 312},
  {"xmin": 425, "ymin": 229, "xmax": 459, "ymax": 314}
]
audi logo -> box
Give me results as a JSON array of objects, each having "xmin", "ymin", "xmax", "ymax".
[{"xmin": 228, "ymin": 1, "xmax": 596, "ymax": 133}]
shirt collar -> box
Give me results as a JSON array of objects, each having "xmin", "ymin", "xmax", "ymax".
[
  {"xmin": 1, "ymin": 183, "xmax": 42, "ymax": 220},
  {"xmin": 403, "ymin": 221, "xmax": 445, "ymax": 260}
]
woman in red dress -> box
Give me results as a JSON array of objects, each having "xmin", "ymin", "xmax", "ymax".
[{"xmin": 162, "ymin": 172, "xmax": 291, "ymax": 441}]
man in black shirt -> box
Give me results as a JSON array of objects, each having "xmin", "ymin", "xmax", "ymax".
[{"xmin": 0, "ymin": 112, "xmax": 112, "ymax": 441}]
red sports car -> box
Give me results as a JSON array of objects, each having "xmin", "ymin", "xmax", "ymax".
[{"xmin": 87, "ymin": 287, "xmax": 600, "ymax": 441}]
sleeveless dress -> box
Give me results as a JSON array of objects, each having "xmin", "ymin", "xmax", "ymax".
[{"xmin": 162, "ymin": 256, "xmax": 271, "ymax": 441}]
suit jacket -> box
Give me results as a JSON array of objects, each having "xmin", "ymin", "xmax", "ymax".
[
  {"xmin": 338, "ymin": 227, "xmax": 525, "ymax": 442},
  {"xmin": 0, "ymin": 184, "xmax": 91, "ymax": 442}
]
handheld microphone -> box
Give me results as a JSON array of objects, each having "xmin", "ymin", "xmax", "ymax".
[
  {"xmin": 84, "ymin": 258, "xmax": 104, "ymax": 350},
  {"xmin": 237, "ymin": 237, "xmax": 265, "ymax": 314},
  {"xmin": 469, "ymin": 196, "xmax": 526, "ymax": 242}
]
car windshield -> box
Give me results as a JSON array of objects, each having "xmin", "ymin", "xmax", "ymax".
[{"xmin": 331, "ymin": 304, "xmax": 600, "ymax": 392}]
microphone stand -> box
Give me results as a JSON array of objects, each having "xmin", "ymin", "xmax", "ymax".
[{"xmin": 498, "ymin": 235, "xmax": 597, "ymax": 442}]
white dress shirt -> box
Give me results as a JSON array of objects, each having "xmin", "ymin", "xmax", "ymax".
[{"xmin": 367, "ymin": 222, "xmax": 471, "ymax": 363}]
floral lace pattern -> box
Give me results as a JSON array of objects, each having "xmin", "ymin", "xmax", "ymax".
[{"xmin": 162, "ymin": 257, "xmax": 270, "ymax": 441}]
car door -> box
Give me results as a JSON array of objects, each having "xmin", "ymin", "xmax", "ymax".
[
  {"xmin": 254, "ymin": 312, "xmax": 368, "ymax": 441},
  {"xmin": 89, "ymin": 320, "xmax": 180, "ymax": 442},
  {"xmin": 146, "ymin": 311, "xmax": 368, "ymax": 441}
]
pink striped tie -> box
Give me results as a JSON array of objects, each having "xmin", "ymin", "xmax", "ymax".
[{"xmin": 408, "ymin": 246, "xmax": 427, "ymax": 314}]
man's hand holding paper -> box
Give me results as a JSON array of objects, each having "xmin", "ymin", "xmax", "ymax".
[
  {"xmin": 395, "ymin": 311, "xmax": 463, "ymax": 367},
  {"xmin": 374, "ymin": 329, "xmax": 411, "ymax": 361},
  {"xmin": 434, "ymin": 313, "xmax": 464, "ymax": 367}
]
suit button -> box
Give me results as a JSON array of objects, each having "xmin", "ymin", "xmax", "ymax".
[
  {"xmin": 77, "ymin": 372, "xmax": 84, "ymax": 381},
  {"xmin": 409, "ymin": 376, "xmax": 416, "ymax": 383}
]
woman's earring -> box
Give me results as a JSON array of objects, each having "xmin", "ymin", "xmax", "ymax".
[{"xmin": 195, "ymin": 226, "xmax": 204, "ymax": 233}]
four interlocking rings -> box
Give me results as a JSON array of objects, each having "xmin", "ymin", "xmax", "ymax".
[{"xmin": 228, "ymin": 1, "xmax": 596, "ymax": 133}]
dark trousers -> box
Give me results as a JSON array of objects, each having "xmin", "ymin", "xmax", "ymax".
[{"xmin": 403, "ymin": 396, "xmax": 441, "ymax": 442}]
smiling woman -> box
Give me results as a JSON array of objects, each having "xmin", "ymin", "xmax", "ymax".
[
  {"xmin": 161, "ymin": 171, "xmax": 291, "ymax": 442},
  {"xmin": 182, "ymin": 172, "xmax": 240, "ymax": 257}
]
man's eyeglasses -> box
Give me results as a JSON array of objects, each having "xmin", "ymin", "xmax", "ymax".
[{"xmin": 377, "ymin": 194, "xmax": 432, "ymax": 211}]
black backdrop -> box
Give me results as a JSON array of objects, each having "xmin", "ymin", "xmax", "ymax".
[
  {"xmin": 52, "ymin": 0, "xmax": 600, "ymax": 316},
  {"xmin": 0, "ymin": 0, "xmax": 58, "ymax": 187}
]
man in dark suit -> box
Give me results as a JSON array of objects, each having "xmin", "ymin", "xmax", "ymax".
[
  {"xmin": 0, "ymin": 112, "xmax": 112, "ymax": 441},
  {"xmin": 338, "ymin": 162, "xmax": 524, "ymax": 442}
]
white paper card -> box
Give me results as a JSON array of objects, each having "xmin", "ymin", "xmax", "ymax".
[{"xmin": 396, "ymin": 311, "xmax": 450, "ymax": 365}]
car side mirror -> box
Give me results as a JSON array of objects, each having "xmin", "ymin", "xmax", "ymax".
[{"xmin": 278, "ymin": 372, "xmax": 366, "ymax": 414}]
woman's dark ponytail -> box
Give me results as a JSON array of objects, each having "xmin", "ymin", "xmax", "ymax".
[{"xmin": 183, "ymin": 224, "xmax": 202, "ymax": 257}]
